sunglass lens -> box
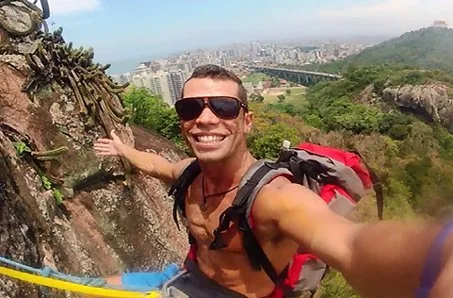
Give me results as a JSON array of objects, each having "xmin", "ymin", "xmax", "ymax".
[
  {"xmin": 210, "ymin": 97, "xmax": 241, "ymax": 119},
  {"xmin": 175, "ymin": 98, "xmax": 204, "ymax": 120}
]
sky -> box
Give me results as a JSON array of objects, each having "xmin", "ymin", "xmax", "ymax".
[{"xmin": 41, "ymin": 0, "xmax": 453, "ymax": 73}]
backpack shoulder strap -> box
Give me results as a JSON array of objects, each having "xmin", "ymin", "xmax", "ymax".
[
  {"xmin": 210, "ymin": 159, "xmax": 293, "ymax": 285},
  {"xmin": 168, "ymin": 159, "xmax": 201, "ymax": 230},
  {"xmin": 349, "ymin": 149, "xmax": 384, "ymax": 220},
  {"xmin": 210, "ymin": 160, "xmax": 292, "ymax": 247}
]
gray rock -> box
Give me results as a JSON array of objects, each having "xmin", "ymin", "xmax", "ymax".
[{"xmin": 382, "ymin": 83, "xmax": 453, "ymax": 131}]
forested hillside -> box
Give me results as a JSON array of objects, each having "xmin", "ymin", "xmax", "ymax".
[{"xmin": 286, "ymin": 27, "xmax": 453, "ymax": 74}]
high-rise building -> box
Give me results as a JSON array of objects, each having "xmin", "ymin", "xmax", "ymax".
[
  {"xmin": 166, "ymin": 70, "xmax": 187, "ymax": 105},
  {"xmin": 220, "ymin": 55, "xmax": 230, "ymax": 68},
  {"xmin": 111, "ymin": 73, "xmax": 131, "ymax": 85},
  {"xmin": 149, "ymin": 73, "xmax": 170, "ymax": 104},
  {"xmin": 130, "ymin": 68, "xmax": 188, "ymax": 106},
  {"xmin": 131, "ymin": 72, "xmax": 146, "ymax": 88}
]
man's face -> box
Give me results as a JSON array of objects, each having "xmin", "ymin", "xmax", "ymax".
[{"xmin": 178, "ymin": 78, "xmax": 252, "ymax": 163}]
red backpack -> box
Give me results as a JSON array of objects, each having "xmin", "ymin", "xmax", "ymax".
[{"xmin": 169, "ymin": 141, "xmax": 383, "ymax": 297}]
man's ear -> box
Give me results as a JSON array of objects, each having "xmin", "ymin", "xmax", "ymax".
[{"xmin": 244, "ymin": 111, "xmax": 253, "ymax": 134}]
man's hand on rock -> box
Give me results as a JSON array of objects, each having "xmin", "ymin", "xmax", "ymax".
[{"xmin": 94, "ymin": 129, "xmax": 125, "ymax": 157}]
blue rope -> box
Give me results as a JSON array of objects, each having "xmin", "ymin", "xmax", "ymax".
[{"xmin": 0, "ymin": 256, "xmax": 107, "ymax": 287}]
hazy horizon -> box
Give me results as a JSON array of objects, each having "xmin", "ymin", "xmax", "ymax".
[
  {"xmin": 40, "ymin": 0, "xmax": 453, "ymax": 74},
  {"xmin": 103, "ymin": 34, "xmax": 397, "ymax": 74}
]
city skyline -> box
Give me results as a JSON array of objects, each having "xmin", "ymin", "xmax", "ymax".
[
  {"xmin": 116, "ymin": 39, "xmax": 373, "ymax": 106},
  {"xmin": 44, "ymin": 0, "xmax": 452, "ymax": 72}
]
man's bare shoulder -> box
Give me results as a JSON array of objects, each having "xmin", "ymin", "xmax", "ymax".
[
  {"xmin": 171, "ymin": 157, "xmax": 197, "ymax": 181},
  {"xmin": 252, "ymin": 176, "xmax": 329, "ymax": 225},
  {"xmin": 253, "ymin": 177, "xmax": 305, "ymax": 220}
]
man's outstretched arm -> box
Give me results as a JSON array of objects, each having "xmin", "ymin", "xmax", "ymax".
[
  {"xmin": 257, "ymin": 182, "xmax": 453, "ymax": 298},
  {"xmin": 93, "ymin": 130, "xmax": 193, "ymax": 184}
]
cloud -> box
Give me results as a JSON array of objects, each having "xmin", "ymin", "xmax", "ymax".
[
  {"xmin": 44, "ymin": 0, "xmax": 101, "ymax": 15},
  {"xmin": 312, "ymin": 0, "xmax": 453, "ymax": 36}
]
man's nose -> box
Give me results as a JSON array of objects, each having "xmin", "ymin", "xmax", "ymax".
[{"xmin": 195, "ymin": 105, "xmax": 220, "ymax": 125}]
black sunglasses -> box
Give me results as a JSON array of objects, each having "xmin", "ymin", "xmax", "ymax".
[{"xmin": 174, "ymin": 96, "xmax": 248, "ymax": 121}]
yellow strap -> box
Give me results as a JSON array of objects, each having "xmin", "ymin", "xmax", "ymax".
[{"xmin": 0, "ymin": 265, "xmax": 160, "ymax": 298}]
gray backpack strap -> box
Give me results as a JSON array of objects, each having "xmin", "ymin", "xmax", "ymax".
[
  {"xmin": 210, "ymin": 159, "xmax": 293, "ymax": 285},
  {"xmin": 168, "ymin": 159, "xmax": 201, "ymax": 231},
  {"xmin": 241, "ymin": 160, "xmax": 293, "ymax": 225}
]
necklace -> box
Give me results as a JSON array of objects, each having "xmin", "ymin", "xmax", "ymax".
[{"xmin": 201, "ymin": 176, "xmax": 239, "ymax": 212}]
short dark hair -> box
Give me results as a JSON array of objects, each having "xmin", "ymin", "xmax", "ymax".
[{"xmin": 181, "ymin": 64, "xmax": 248, "ymax": 104}]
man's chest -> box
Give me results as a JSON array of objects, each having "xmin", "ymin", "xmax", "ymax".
[
  {"xmin": 183, "ymin": 182, "xmax": 275, "ymax": 253},
  {"xmin": 183, "ymin": 185, "xmax": 242, "ymax": 251}
]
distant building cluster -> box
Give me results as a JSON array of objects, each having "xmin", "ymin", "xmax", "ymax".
[
  {"xmin": 111, "ymin": 40, "xmax": 373, "ymax": 105},
  {"xmin": 247, "ymin": 41, "xmax": 371, "ymax": 65}
]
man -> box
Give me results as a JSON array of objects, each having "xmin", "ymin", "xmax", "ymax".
[{"xmin": 94, "ymin": 64, "xmax": 453, "ymax": 298}]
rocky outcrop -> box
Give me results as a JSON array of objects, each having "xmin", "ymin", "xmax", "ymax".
[
  {"xmin": 382, "ymin": 83, "xmax": 453, "ymax": 131},
  {"xmin": 0, "ymin": 2, "xmax": 188, "ymax": 297}
]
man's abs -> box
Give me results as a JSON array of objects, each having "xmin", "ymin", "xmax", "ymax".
[
  {"xmin": 195, "ymin": 245, "xmax": 275, "ymax": 298},
  {"xmin": 190, "ymin": 229, "xmax": 298, "ymax": 298}
]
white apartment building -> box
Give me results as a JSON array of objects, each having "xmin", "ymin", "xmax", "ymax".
[
  {"xmin": 149, "ymin": 72, "xmax": 172, "ymax": 105},
  {"xmin": 130, "ymin": 68, "xmax": 189, "ymax": 106}
]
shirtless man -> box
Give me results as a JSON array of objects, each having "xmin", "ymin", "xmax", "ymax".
[{"xmin": 93, "ymin": 64, "xmax": 453, "ymax": 298}]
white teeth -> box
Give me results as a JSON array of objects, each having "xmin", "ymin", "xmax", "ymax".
[{"xmin": 197, "ymin": 136, "xmax": 224, "ymax": 143}]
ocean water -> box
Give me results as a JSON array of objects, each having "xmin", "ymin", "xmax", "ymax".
[{"xmin": 101, "ymin": 54, "xmax": 167, "ymax": 75}]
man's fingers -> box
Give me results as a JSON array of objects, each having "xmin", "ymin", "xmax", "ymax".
[
  {"xmin": 95, "ymin": 138, "xmax": 113, "ymax": 144},
  {"xmin": 110, "ymin": 129, "xmax": 121, "ymax": 143},
  {"xmin": 93, "ymin": 143, "xmax": 112, "ymax": 150},
  {"xmin": 94, "ymin": 147, "xmax": 112, "ymax": 153},
  {"xmin": 93, "ymin": 142, "xmax": 111, "ymax": 149},
  {"xmin": 95, "ymin": 151, "xmax": 114, "ymax": 156}
]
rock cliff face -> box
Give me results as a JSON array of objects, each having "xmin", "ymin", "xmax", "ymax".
[
  {"xmin": 357, "ymin": 82, "xmax": 453, "ymax": 132},
  {"xmin": 0, "ymin": 2, "xmax": 187, "ymax": 297},
  {"xmin": 382, "ymin": 84, "xmax": 453, "ymax": 131}
]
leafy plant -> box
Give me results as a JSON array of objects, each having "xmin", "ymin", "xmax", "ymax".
[
  {"xmin": 40, "ymin": 175, "xmax": 52, "ymax": 190},
  {"xmin": 52, "ymin": 188, "xmax": 64, "ymax": 205},
  {"xmin": 39, "ymin": 175, "xmax": 65, "ymax": 205},
  {"xmin": 13, "ymin": 141, "xmax": 31, "ymax": 156}
]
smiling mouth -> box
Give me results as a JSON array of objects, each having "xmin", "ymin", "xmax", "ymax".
[{"xmin": 194, "ymin": 135, "xmax": 226, "ymax": 144}]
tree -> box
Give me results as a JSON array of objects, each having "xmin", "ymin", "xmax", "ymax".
[
  {"xmin": 122, "ymin": 86, "xmax": 189, "ymax": 153},
  {"xmin": 256, "ymin": 95, "xmax": 264, "ymax": 103},
  {"xmin": 271, "ymin": 77, "xmax": 280, "ymax": 88},
  {"xmin": 277, "ymin": 95, "xmax": 286, "ymax": 103},
  {"xmin": 249, "ymin": 93, "xmax": 264, "ymax": 103}
]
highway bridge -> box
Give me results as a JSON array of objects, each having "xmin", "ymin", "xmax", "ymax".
[{"xmin": 244, "ymin": 65, "xmax": 342, "ymax": 86}]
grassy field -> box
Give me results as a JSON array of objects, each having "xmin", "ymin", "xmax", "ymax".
[
  {"xmin": 263, "ymin": 87, "xmax": 307, "ymax": 104},
  {"xmin": 242, "ymin": 73, "xmax": 271, "ymax": 84}
]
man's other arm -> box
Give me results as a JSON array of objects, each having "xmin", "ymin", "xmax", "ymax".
[
  {"xmin": 255, "ymin": 182, "xmax": 453, "ymax": 298},
  {"xmin": 94, "ymin": 129, "xmax": 194, "ymax": 184}
]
